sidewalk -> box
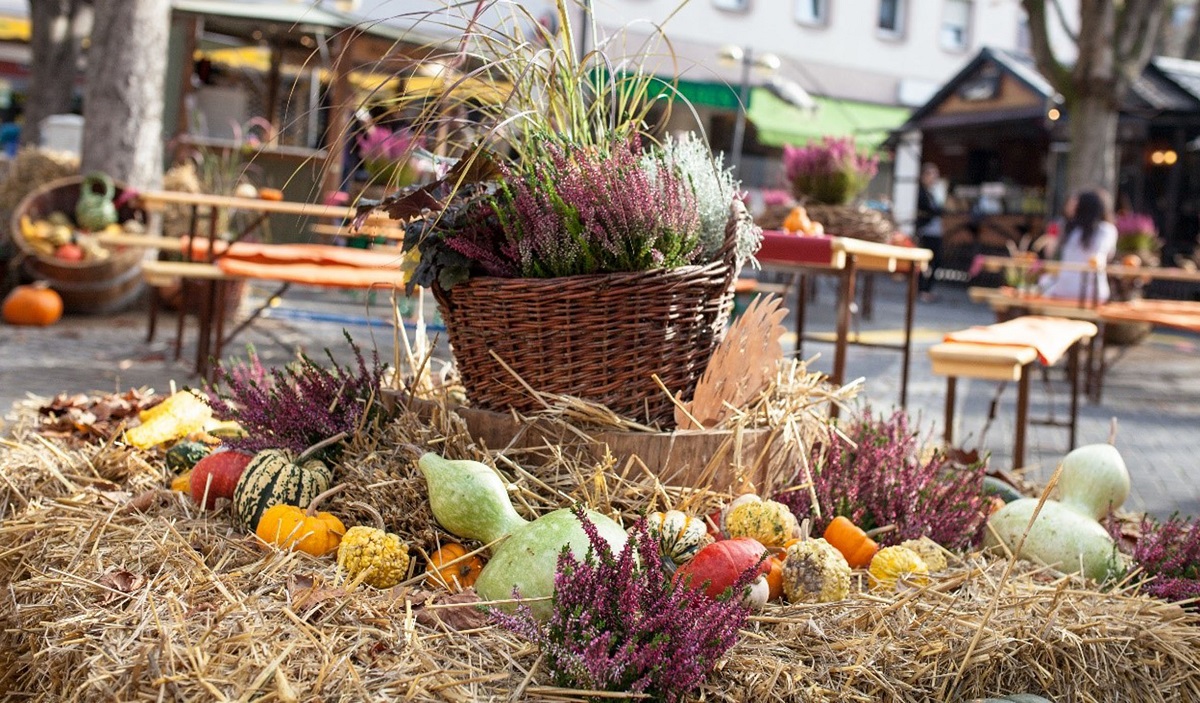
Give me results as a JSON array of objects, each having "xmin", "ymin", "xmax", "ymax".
[{"xmin": 2, "ymin": 276, "xmax": 1197, "ymax": 519}]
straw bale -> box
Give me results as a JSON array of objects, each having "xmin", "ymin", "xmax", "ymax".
[{"xmin": 2, "ymin": 394, "xmax": 1200, "ymax": 701}]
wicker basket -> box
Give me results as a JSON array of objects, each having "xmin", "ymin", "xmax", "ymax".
[
  {"xmin": 804, "ymin": 203, "xmax": 895, "ymax": 243},
  {"xmin": 434, "ymin": 253, "xmax": 737, "ymax": 427}
]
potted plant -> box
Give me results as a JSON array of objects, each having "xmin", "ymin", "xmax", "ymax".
[
  {"xmin": 359, "ymin": 2, "xmax": 762, "ymax": 426},
  {"xmin": 783, "ymin": 136, "xmax": 878, "ymax": 206}
]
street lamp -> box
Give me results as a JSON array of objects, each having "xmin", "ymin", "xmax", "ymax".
[{"xmin": 718, "ymin": 45, "xmax": 781, "ymax": 173}]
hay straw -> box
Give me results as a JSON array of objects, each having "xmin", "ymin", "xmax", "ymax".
[{"xmin": 2, "ymin": 388, "xmax": 1199, "ymax": 701}]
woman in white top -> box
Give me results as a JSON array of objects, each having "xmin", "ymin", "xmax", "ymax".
[{"xmin": 1040, "ymin": 188, "xmax": 1119, "ymax": 303}]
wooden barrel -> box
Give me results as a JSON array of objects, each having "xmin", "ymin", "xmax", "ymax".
[{"xmin": 10, "ymin": 176, "xmax": 146, "ymax": 314}]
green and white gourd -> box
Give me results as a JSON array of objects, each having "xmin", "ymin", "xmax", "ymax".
[
  {"xmin": 645, "ymin": 510, "xmax": 712, "ymax": 566},
  {"xmin": 418, "ymin": 452, "xmax": 627, "ymax": 620},
  {"xmin": 985, "ymin": 444, "xmax": 1131, "ymax": 581},
  {"xmin": 232, "ymin": 449, "xmax": 333, "ymax": 530},
  {"xmin": 166, "ymin": 441, "xmax": 212, "ymax": 473}
]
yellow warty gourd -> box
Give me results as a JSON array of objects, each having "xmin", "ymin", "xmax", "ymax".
[
  {"xmin": 899, "ymin": 536, "xmax": 947, "ymax": 572},
  {"xmin": 781, "ymin": 538, "xmax": 851, "ymax": 603},
  {"xmin": 724, "ymin": 496, "xmax": 798, "ymax": 549},
  {"xmin": 337, "ymin": 526, "xmax": 410, "ymax": 589},
  {"xmin": 868, "ymin": 546, "xmax": 929, "ymax": 591}
]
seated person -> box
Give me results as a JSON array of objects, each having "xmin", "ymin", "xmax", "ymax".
[{"xmin": 1040, "ymin": 188, "xmax": 1118, "ymax": 303}]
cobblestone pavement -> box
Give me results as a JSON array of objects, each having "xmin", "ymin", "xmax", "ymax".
[{"xmin": 2, "ymin": 276, "xmax": 1197, "ymax": 519}]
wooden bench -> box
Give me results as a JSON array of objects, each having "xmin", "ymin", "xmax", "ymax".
[{"xmin": 929, "ymin": 317, "xmax": 1096, "ymax": 470}]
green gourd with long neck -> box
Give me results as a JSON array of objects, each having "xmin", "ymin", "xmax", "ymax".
[{"xmin": 417, "ymin": 452, "xmax": 528, "ymax": 544}]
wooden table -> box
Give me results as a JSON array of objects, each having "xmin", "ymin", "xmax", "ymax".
[
  {"xmin": 756, "ymin": 232, "xmax": 932, "ymax": 408},
  {"xmin": 129, "ymin": 191, "xmax": 392, "ymax": 378}
]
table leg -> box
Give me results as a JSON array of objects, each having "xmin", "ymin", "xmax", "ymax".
[
  {"xmin": 944, "ymin": 376, "xmax": 957, "ymax": 446},
  {"xmin": 212, "ymin": 280, "xmax": 228, "ymax": 371},
  {"xmin": 1068, "ymin": 341, "xmax": 1081, "ymax": 449},
  {"xmin": 1014, "ymin": 364, "xmax": 1030, "ymax": 469},
  {"xmin": 833, "ymin": 257, "xmax": 857, "ymax": 387},
  {"xmin": 795, "ymin": 272, "xmax": 808, "ymax": 359},
  {"xmin": 900, "ymin": 263, "xmax": 918, "ymax": 408},
  {"xmin": 146, "ymin": 285, "xmax": 159, "ymax": 343}
]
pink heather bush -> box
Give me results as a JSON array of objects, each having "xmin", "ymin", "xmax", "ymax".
[
  {"xmin": 1109, "ymin": 514, "xmax": 1200, "ymax": 605},
  {"xmin": 776, "ymin": 408, "xmax": 990, "ymax": 550},
  {"xmin": 205, "ymin": 334, "xmax": 386, "ymax": 459},
  {"xmin": 443, "ymin": 136, "xmax": 703, "ymax": 278},
  {"xmin": 492, "ymin": 506, "xmax": 752, "ymax": 701},
  {"xmin": 783, "ymin": 136, "xmax": 879, "ymax": 204},
  {"xmin": 1115, "ymin": 212, "xmax": 1157, "ymax": 238},
  {"xmin": 356, "ymin": 125, "xmax": 416, "ymax": 164}
]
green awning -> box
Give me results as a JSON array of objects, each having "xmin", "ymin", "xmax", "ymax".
[
  {"xmin": 642, "ymin": 76, "xmax": 741, "ymax": 110},
  {"xmin": 747, "ymin": 88, "xmax": 911, "ymax": 149}
]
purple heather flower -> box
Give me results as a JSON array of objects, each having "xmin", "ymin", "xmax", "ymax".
[{"xmin": 491, "ymin": 506, "xmax": 751, "ymax": 702}]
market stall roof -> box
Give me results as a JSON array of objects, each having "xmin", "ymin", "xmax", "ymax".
[
  {"xmin": 171, "ymin": 0, "xmax": 435, "ymax": 46},
  {"xmin": 746, "ymin": 88, "xmax": 910, "ymax": 148},
  {"xmin": 889, "ymin": 46, "xmax": 1200, "ymax": 146}
]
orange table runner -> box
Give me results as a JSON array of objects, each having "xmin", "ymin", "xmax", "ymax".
[
  {"xmin": 1099, "ymin": 300, "xmax": 1200, "ymax": 333},
  {"xmin": 944, "ymin": 316, "xmax": 1098, "ymax": 366},
  {"xmin": 183, "ymin": 238, "xmax": 403, "ymax": 270},
  {"xmin": 215, "ymin": 259, "xmax": 406, "ymax": 289}
]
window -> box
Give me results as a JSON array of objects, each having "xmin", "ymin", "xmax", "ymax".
[
  {"xmin": 877, "ymin": 0, "xmax": 905, "ymax": 37},
  {"xmin": 794, "ymin": 0, "xmax": 829, "ymax": 26},
  {"xmin": 712, "ymin": 0, "xmax": 750, "ymax": 11},
  {"xmin": 940, "ymin": 0, "xmax": 972, "ymax": 51}
]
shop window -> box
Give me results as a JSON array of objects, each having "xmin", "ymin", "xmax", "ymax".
[
  {"xmin": 877, "ymin": 0, "xmax": 905, "ymax": 38},
  {"xmin": 941, "ymin": 0, "xmax": 972, "ymax": 51},
  {"xmin": 712, "ymin": 0, "xmax": 750, "ymax": 12},
  {"xmin": 794, "ymin": 0, "xmax": 829, "ymax": 26}
]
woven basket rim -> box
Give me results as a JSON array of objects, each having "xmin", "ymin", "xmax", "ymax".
[{"xmin": 9, "ymin": 175, "xmax": 145, "ymax": 270}]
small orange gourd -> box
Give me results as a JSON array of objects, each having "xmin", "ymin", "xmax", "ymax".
[
  {"xmin": 255, "ymin": 485, "xmax": 346, "ymax": 557},
  {"xmin": 425, "ymin": 542, "xmax": 484, "ymax": 592},
  {"xmin": 823, "ymin": 516, "xmax": 879, "ymax": 569},
  {"xmin": 2, "ymin": 282, "xmax": 63, "ymax": 326},
  {"xmin": 765, "ymin": 555, "xmax": 785, "ymax": 601}
]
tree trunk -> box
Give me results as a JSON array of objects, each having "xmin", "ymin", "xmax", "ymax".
[
  {"xmin": 1065, "ymin": 94, "xmax": 1119, "ymax": 194},
  {"xmin": 80, "ymin": 0, "xmax": 170, "ymax": 189},
  {"xmin": 22, "ymin": 0, "xmax": 92, "ymax": 147}
]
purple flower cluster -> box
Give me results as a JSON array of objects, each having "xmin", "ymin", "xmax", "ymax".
[
  {"xmin": 205, "ymin": 336, "xmax": 386, "ymax": 458},
  {"xmin": 492, "ymin": 506, "xmax": 751, "ymax": 701},
  {"xmin": 1111, "ymin": 514, "xmax": 1200, "ymax": 604},
  {"xmin": 1115, "ymin": 212, "xmax": 1157, "ymax": 238},
  {"xmin": 356, "ymin": 125, "xmax": 417, "ymax": 164},
  {"xmin": 776, "ymin": 408, "xmax": 989, "ymax": 550},
  {"xmin": 782, "ymin": 136, "xmax": 879, "ymax": 184},
  {"xmin": 443, "ymin": 137, "xmax": 703, "ymax": 278}
]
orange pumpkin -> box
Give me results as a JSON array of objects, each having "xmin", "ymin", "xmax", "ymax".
[
  {"xmin": 255, "ymin": 486, "xmax": 346, "ymax": 557},
  {"xmin": 765, "ymin": 555, "xmax": 785, "ymax": 601},
  {"xmin": 426, "ymin": 542, "xmax": 484, "ymax": 592},
  {"xmin": 823, "ymin": 516, "xmax": 879, "ymax": 569},
  {"xmin": 2, "ymin": 282, "xmax": 63, "ymax": 326}
]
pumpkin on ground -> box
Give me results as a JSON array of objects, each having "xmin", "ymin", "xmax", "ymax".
[
  {"xmin": 337, "ymin": 505, "xmax": 411, "ymax": 589},
  {"xmin": 2, "ymin": 282, "xmax": 63, "ymax": 326},
  {"xmin": 645, "ymin": 510, "xmax": 712, "ymax": 565},
  {"xmin": 899, "ymin": 536, "xmax": 948, "ymax": 572},
  {"xmin": 673, "ymin": 537, "xmax": 772, "ymax": 605},
  {"xmin": 765, "ymin": 555, "xmax": 785, "ymax": 601},
  {"xmin": 781, "ymin": 538, "xmax": 851, "ymax": 603},
  {"xmin": 868, "ymin": 545, "xmax": 930, "ymax": 591},
  {"xmin": 724, "ymin": 495, "xmax": 798, "ymax": 549},
  {"xmin": 232, "ymin": 435, "xmax": 343, "ymax": 530},
  {"xmin": 256, "ymin": 486, "xmax": 346, "ymax": 557},
  {"xmin": 170, "ymin": 470, "xmax": 192, "ymax": 493},
  {"xmin": 190, "ymin": 450, "xmax": 255, "ymax": 510},
  {"xmin": 823, "ymin": 516, "xmax": 879, "ymax": 569},
  {"xmin": 425, "ymin": 543, "xmax": 484, "ymax": 592}
]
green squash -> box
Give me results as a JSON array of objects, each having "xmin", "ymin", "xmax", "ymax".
[
  {"xmin": 166, "ymin": 441, "xmax": 212, "ymax": 474},
  {"xmin": 418, "ymin": 453, "xmax": 528, "ymax": 544},
  {"xmin": 232, "ymin": 449, "xmax": 333, "ymax": 530},
  {"xmin": 417, "ymin": 451, "xmax": 627, "ymax": 620},
  {"xmin": 474, "ymin": 508, "xmax": 627, "ymax": 620}
]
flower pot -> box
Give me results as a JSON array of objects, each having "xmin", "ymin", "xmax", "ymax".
[{"xmin": 433, "ymin": 259, "xmax": 737, "ymax": 427}]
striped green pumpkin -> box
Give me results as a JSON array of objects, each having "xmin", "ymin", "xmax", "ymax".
[{"xmin": 232, "ymin": 449, "xmax": 333, "ymax": 530}]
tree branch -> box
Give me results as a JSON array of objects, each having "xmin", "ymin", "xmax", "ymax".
[
  {"xmin": 1114, "ymin": 0, "xmax": 1170, "ymax": 93},
  {"xmin": 1021, "ymin": 0, "xmax": 1074, "ymax": 98},
  {"xmin": 1049, "ymin": 0, "xmax": 1080, "ymax": 44}
]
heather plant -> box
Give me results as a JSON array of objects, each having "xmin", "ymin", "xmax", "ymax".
[
  {"xmin": 205, "ymin": 333, "xmax": 388, "ymax": 459},
  {"xmin": 776, "ymin": 408, "xmax": 989, "ymax": 550},
  {"xmin": 783, "ymin": 136, "xmax": 879, "ymax": 205},
  {"xmin": 442, "ymin": 135, "xmax": 702, "ymax": 279},
  {"xmin": 492, "ymin": 506, "xmax": 753, "ymax": 702},
  {"xmin": 1109, "ymin": 514, "xmax": 1200, "ymax": 604}
]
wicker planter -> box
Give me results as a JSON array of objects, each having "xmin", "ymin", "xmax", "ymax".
[{"xmin": 433, "ymin": 258, "xmax": 737, "ymax": 427}]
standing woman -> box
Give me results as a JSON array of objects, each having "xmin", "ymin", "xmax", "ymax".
[
  {"xmin": 915, "ymin": 163, "xmax": 945, "ymax": 302},
  {"xmin": 1040, "ymin": 188, "xmax": 1118, "ymax": 302}
]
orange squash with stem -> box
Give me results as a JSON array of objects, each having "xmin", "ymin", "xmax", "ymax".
[{"xmin": 822, "ymin": 516, "xmax": 879, "ymax": 569}]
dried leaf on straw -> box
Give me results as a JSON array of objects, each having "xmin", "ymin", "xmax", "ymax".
[{"xmin": 677, "ymin": 295, "xmax": 788, "ymax": 429}]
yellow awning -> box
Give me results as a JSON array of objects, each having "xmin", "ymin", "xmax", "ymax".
[{"xmin": 0, "ymin": 16, "xmax": 30, "ymax": 42}]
